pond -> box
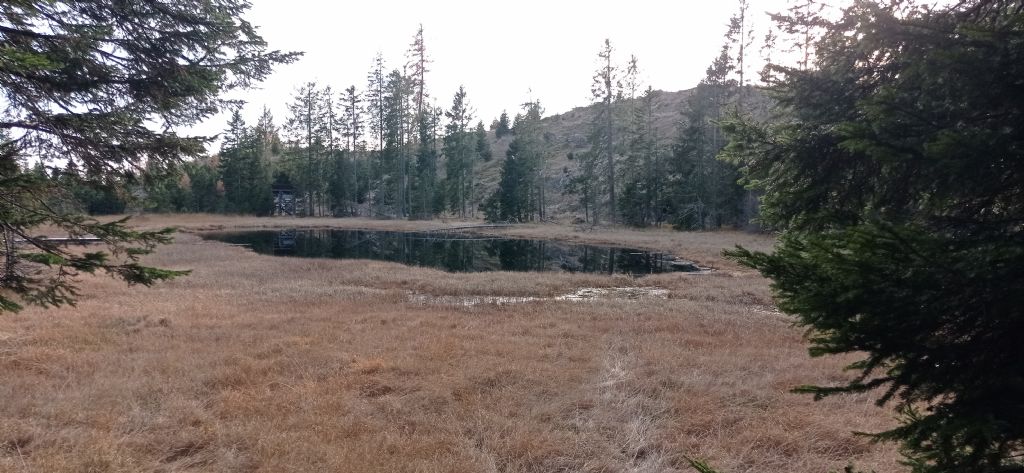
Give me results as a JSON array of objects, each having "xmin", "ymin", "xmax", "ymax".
[{"xmin": 201, "ymin": 229, "xmax": 704, "ymax": 276}]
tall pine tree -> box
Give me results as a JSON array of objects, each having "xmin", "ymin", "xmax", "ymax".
[
  {"xmin": 284, "ymin": 82, "xmax": 326, "ymax": 216},
  {"xmin": 619, "ymin": 87, "xmax": 668, "ymax": 226},
  {"xmin": 442, "ymin": 86, "xmax": 475, "ymax": 218},
  {"xmin": 589, "ymin": 39, "xmax": 621, "ymax": 224},
  {"xmin": 219, "ymin": 110, "xmax": 272, "ymax": 215}
]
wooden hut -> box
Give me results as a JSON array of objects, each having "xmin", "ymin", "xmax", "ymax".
[{"xmin": 272, "ymin": 184, "xmax": 296, "ymax": 216}]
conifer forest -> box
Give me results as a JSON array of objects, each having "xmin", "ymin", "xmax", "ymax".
[{"xmin": 28, "ymin": 19, "xmax": 764, "ymax": 230}]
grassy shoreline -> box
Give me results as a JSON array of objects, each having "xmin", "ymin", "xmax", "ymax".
[{"xmin": 123, "ymin": 213, "xmax": 778, "ymax": 270}]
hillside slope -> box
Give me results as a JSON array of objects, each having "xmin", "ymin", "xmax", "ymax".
[
  {"xmin": 473, "ymin": 88, "xmax": 700, "ymax": 221},
  {"xmin": 473, "ymin": 87, "xmax": 774, "ymax": 222}
]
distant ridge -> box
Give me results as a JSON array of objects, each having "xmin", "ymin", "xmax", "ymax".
[{"xmin": 473, "ymin": 88, "xmax": 698, "ymax": 220}]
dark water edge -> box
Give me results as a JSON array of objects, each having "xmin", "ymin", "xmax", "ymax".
[{"xmin": 201, "ymin": 229, "xmax": 702, "ymax": 276}]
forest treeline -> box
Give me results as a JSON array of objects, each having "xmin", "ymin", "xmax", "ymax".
[{"xmin": 37, "ymin": 2, "xmax": 768, "ymax": 230}]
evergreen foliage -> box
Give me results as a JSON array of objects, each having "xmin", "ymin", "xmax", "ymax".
[
  {"xmin": 495, "ymin": 111, "xmax": 512, "ymax": 139},
  {"xmin": 442, "ymin": 86, "xmax": 475, "ymax": 218},
  {"xmin": 410, "ymin": 105, "xmax": 442, "ymax": 218},
  {"xmin": 722, "ymin": 1, "xmax": 1024, "ymax": 471},
  {"xmin": 0, "ymin": 0, "xmax": 296, "ymax": 313},
  {"xmin": 192, "ymin": 163, "xmax": 226, "ymax": 213},
  {"xmin": 283, "ymin": 82, "xmax": 327, "ymax": 216},
  {"xmin": 587, "ymin": 39, "xmax": 621, "ymax": 224},
  {"xmin": 483, "ymin": 101, "xmax": 546, "ymax": 222},
  {"xmin": 669, "ymin": 82, "xmax": 744, "ymax": 230},
  {"xmin": 564, "ymin": 33, "xmax": 748, "ymax": 230},
  {"xmin": 619, "ymin": 88, "xmax": 669, "ymax": 226},
  {"xmin": 341, "ymin": 86, "xmax": 365, "ymax": 152},
  {"xmin": 475, "ymin": 121, "xmax": 492, "ymax": 162},
  {"xmin": 219, "ymin": 110, "xmax": 273, "ymax": 215},
  {"xmin": 381, "ymin": 69, "xmax": 409, "ymax": 215}
]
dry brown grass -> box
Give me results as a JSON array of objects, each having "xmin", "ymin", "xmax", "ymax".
[{"xmin": 0, "ymin": 215, "xmax": 902, "ymax": 472}]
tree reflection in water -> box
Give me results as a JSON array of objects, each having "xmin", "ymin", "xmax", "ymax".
[{"xmin": 204, "ymin": 229, "xmax": 700, "ymax": 276}]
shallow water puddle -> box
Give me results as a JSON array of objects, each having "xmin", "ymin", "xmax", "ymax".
[
  {"xmin": 408, "ymin": 287, "xmax": 670, "ymax": 306},
  {"xmin": 407, "ymin": 294, "xmax": 544, "ymax": 306},
  {"xmin": 555, "ymin": 287, "xmax": 670, "ymax": 301}
]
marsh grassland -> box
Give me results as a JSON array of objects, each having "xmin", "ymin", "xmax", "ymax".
[{"xmin": 0, "ymin": 215, "xmax": 902, "ymax": 472}]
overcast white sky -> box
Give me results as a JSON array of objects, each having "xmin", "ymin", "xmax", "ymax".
[{"xmin": 200, "ymin": 0, "xmax": 799, "ymax": 141}]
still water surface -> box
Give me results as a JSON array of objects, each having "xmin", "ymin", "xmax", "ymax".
[{"xmin": 202, "ymin": 229, "xmax": 701, "ymax": 276}]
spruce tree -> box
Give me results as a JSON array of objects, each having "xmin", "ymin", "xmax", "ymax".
[
  {"xmin": 775, "ymin": 0, "xmax": 825, "ymax": 71},
  {"xmin": 667, "ymin": 21, "xmax": 745, "ymax": 231},
  {"xmin": 495, "ymin": 111, "xmax": 512, "ymax": 139},
  {"xmin": 255, "ymin": 107, "xmax": 283, "ymax": 159},
  {"xmin": 0, "ymin": 0, "xmax": 295, "ymax": 312},
  {"xmin": 341, "ymin": 86, "xmax": 365, "ymax": 152},
  {"xmin": 284, "ymin": 82, "xmax": 326, "ymax": 216},
  {"xmin": 219, "ymin": 109, "xmax": 250, "ymax": 212},
  {"xmin": 475, "ymin": 121, "xmax": 492, "ymax": 162},
  {"xmin": 380, "ymin": 70, "xmax": 408, "ymax": 215},
  {"xmin": 722, "ymin": 2, "xmax": 1024, "ymax": 471},
  {"xmin": 219, "ymin": 111, "xmax": 272, "ymax": 215},
  {"xmin": 619, "ymin": 87, "xmax": 668, "ymax": 226},
  {"xmin": 483, "ymin": 101, "xmax": 545, "ymax": 223},
  {"xmin": 669, "ymin": 82, "xmax": 744, "ymax": 230},
  {"xmin": 365, "ymin": 53, "xmax": 387, "ymax": 215},
  {"xmin": 406, "ymin": 25, "xmax": 430, "ymax": 131},
  {"xmin": 366, "ymin": 53, "xmax": 388, "ymax": 152},
  {"xmin": 410, "ymin": 104, "xmax": 440, "ymax": 219},
  {"xmin": 321, "ymin": 86, "xmax": 346, "ymax": 214},
  {"xmin": 340, "ymin": 85, "xmax": 367, "ymax": 211},
  {"xmin": 184, "ymin": 160, "xmax": 224, "ymax": 214},
  {"xmin": 589, "ymin": 39, "xmax": 621, "ymax": 224},
  {"xmin": 142, "ymin": 164, "xmax": 192, "ymax": 213},
  {"xmin": 442, "ymin": 86, "xmax": 475, "ymax": 218},
  {"xmin": 405, "ymin": 26, "xmax": 431, "ymax": 218},
  {"xmin": 729, "ymin": 0, "xmax": 756, "ymax": 110}
]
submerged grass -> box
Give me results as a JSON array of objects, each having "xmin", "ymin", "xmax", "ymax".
[{"xmin": 0, "ymin": 215, "xmax": 901, "ymax": 472}]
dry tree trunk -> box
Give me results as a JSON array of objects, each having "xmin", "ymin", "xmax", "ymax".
[{"xmin": 1, "ymin": 223, "xmax": 17, "ymax": 286}]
